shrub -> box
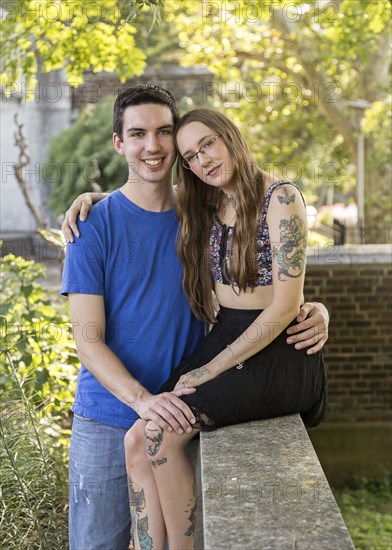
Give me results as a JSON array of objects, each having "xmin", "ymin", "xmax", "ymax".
[{"xmin": 0, "ymin": 252, "xmax": 78, "ymax": 549}]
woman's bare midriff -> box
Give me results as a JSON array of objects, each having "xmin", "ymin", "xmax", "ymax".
[
  {"xmin": 214, "ymin": 281, "xmax": 304, "ymax": 311},
  {"xmin": 214, "ymin": 282, "xmax": 273, "ymax": 310}
]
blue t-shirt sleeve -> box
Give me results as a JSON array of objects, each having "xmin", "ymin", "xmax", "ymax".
[{"xmin": 61, "ymin": 217, "xmax": 105, "ymax": 296}]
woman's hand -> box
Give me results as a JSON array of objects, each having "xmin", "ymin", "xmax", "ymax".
[
  {"xmin": 286, "ymin": 302, "xmax": 329, "ymax": 354},
  {"xmin": 174, "ymin": 365, "xmax": 217, "ymax": 390},
  {"xmin": 62, "ymin": 192, "xmax": 107, "ymax": 243}
]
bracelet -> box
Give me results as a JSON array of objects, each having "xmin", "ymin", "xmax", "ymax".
[{"xmin": 226, "ymin": 344, "xmax": 244, "ymax": 370}]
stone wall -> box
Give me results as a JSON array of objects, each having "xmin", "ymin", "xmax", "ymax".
[
  {"xmin": 305, "ymin": 244, "xmax": 392, "ymax": 423},
  {"xmin": 71, "ymin": 65, "xmax": 213, "ymax": 112}
]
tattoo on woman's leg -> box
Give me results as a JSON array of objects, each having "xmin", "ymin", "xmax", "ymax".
[
  {"xmin": 149, "ymin": 456, "xmax": 168, "ymax": 467},
  {"xmin": 144, "ymin": 425, "xmax": 164, "ymax": 457},
  {"xmin": 128, "ymin": 475, "xmax": 153, "ymax": 550},
  {"xmin": 184, "ymin": 480, "xmax": 197, "ymax": 537},
  {"xmin": 136, "ymin": 517, "xmax": 153, "ymax": 550}
]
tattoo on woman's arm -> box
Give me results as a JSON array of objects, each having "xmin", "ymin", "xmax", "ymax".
[
  {"xmin": 189, "ymin": 366, "xmax": 211, "ymax": 379},
  {"xmin": 273, "ymin": 214, "xmax": 307, "ymax": 281},
  {"xmin": 277, "ymin": 186, "xmax": 296, "ymax": 205}
]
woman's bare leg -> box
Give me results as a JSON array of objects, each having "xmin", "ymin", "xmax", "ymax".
[
  {"xmin": 144, "ymin": 421, "xmax": 200, "ymax": 550},
  {"xmin": 124, "ymin": 420, "xmax": 166, "ymax": 550}
]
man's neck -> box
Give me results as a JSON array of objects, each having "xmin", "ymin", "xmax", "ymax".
[{"xmin": 120, "ymin": 179, "xmax": 177, "ymax": 212}]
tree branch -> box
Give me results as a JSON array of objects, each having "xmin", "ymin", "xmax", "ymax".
[
  {"xmin": 359, "ymin": 29, "xmax": 391, "ymax": 100},
  {"xmin": 13, "ymin": 114, "xmax": 48, "ymax": 229},
  {"xmin": 271, "ymin": 5, "xmax": 357, "ymax": 157}
]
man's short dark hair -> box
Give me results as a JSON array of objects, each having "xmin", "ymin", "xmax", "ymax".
[{"xmin": 113, "ymin": 84, "xmax": 180, "ymax": 140}]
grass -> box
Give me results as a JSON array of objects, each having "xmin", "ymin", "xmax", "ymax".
[{"xmin": 333, "ymin": 478, "xmax": 392, "ymax": 550}]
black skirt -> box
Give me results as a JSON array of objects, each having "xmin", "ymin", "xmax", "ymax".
[{"xmin": 160, "ymin": 306, "xmax": 327, "ymax": 431}]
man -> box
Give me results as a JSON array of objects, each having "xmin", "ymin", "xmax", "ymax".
[{"xmin": 61, "ymin": 84, "xmax": 329, "ymax": 550}]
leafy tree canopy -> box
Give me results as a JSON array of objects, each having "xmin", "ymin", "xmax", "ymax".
[
  {"xmin": 163, "ymin": 0, "xmax": 391, "ymax": 224},
  {"xmin": 0, "ymin": 0, "xmax": 163, "ymax": 93}
]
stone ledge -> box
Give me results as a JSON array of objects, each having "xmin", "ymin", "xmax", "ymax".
[
  {"xmin": 306, "ymin": 243, "xmax": 392, "ymax": 265},
  {"xmin": 195, "ymin": 414, "xmax": 354, "ymax": 550},
  {"xmin": 0, "ymin": 233, "xmax": 64, "ymax": 262}
]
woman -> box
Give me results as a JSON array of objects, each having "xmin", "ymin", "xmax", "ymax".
[{"xmin": 122, "ymin": 109, "xmax": 327, "ymax": 549}]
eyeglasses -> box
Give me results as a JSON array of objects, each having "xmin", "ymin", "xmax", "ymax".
[{"xmin": 181, "ymin": 135, "xmax": 221, "ymax": 169}]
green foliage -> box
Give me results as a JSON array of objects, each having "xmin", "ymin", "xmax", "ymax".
[
  {"xmin": 47, "ymin": 98, "xmax": 128, "ymax": 214},
  {"xmin": 130, "ymin": 0, "xmax": 182, "ymax": 67},
  {"xmin": 0, "ymin": 251, "xmax": 78, "ymax": 548},
  {"xmin": 0, "ymin": 0, "xmax": 163, "ymax": 94},
  {"xmin": 333, "ymin": 478, "xmax": 392, "ymax": 550},
  {"xmin": 1, "ymin": 253, "xmax": 77, "ymax": 409}
]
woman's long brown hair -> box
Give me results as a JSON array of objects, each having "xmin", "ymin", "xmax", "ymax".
[{"xmin": 175, "ymin": 109, "xmax": 267, "ymax": 324}]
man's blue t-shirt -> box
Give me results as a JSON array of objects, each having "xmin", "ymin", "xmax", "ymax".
[{"xmin": 61, "ymin": 190, "xmax": 205, "ymax": 428}]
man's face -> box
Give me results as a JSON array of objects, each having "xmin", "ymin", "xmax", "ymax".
[{"xmin": 113, "ymin": 103, "xmax": 177, "ymax": 186}]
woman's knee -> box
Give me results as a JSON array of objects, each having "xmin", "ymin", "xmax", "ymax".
[
  {"xmin": 144, "ymin": 421, "xmax": 192, "ymax": 461},
  {"xmin": 124, "ymin": 421, "xmax": 147, "ymax": 467}
]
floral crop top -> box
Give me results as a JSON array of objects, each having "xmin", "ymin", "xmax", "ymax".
[{"xmin": 209, "ymin": 181, "xmax": 304, "ymax": 287}]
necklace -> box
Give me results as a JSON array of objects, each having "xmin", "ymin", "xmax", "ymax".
[{"xmin": 224, "ymin": 192, "xmax": 236, "ymax": 208}]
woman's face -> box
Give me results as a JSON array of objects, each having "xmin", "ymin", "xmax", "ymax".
[{"xmin": 176, "ymin": 121, "xmax": 236, "ymax": 192}]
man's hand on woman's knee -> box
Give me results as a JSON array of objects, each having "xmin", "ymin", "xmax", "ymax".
[{"xmin": 135, "ymin": 390, "xmax": 197, "ymax": 436}]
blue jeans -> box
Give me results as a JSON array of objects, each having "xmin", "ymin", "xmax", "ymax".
[{"xmin": 69, "ymin": 414, "xmax": 131, "ymax": 550}]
